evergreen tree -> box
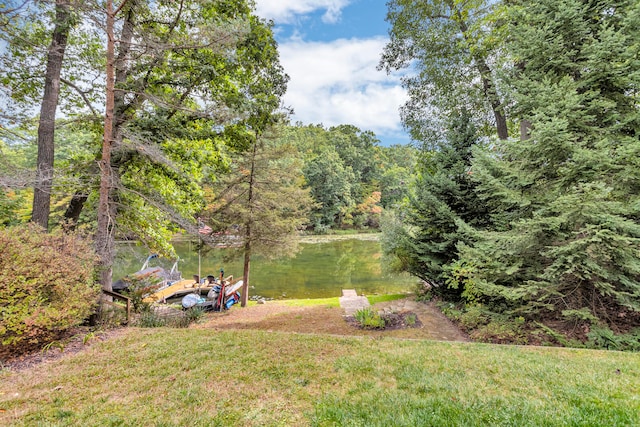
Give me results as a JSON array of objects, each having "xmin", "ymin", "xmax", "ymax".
[
  {"xmin": 384, "ymin": 111, "xmax": 488, "ymax": 295},
  {"xmin": 458, "ymin": 0, "xmax": 640, "ymax": 325},
  {"xmin": 202, "ymin": 128, "xmax": 312, "ymax": 306}
]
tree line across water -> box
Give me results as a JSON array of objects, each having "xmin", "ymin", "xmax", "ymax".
[{"xmin": 1, "ymin": 0, "xmax": 639, "ymax": 352}]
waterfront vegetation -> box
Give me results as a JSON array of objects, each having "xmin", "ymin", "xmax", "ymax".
[
  {"xmin": 1, "ymin": 6, "xmax": 639, "ymax": 419},
  {"xmin": 1, "ymin": 328, "xmax": 638, "ymax": 426}
]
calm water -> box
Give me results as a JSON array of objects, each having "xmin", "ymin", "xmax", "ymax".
[{"xmin": 114, "ymin": 239, "xmax": 417, "ymax": 299}]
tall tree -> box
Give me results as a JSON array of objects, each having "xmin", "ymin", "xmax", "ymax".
[
  {"xmin": 380, "ymin": 0, "xmax": 509, "ymax": 141},
  {"xmin": 303, "ymin": 146, "xmax": 355, "ymax": 231},
  {"xmin": 457, "ymin": 0, "xmax": 640, "ymax": 326},
  {"xmin": 382, "ymin": 110, "xmax": 488, "ymax": 295},
  {"xmin": 1, "ymin": 0, "xmax": 104, "ymax": 229},
  {"xmin": 202, "ymin": 128, "xmax": 312, "ymax": 306},
  {"xmin": 378, "ymin": 144, "xmax": 417, "ymax": 208},
  {"xmin": 31, "ymin": 0, "xmax": 74, "ymax": 229},
  {"xmin": 93, "ymin": 0, "xmax": 287, "ymax": 291}
]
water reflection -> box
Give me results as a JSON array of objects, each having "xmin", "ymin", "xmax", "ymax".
[{"xmin": 114, "ymin": 239, "xmax": 417, "ymax": 299}]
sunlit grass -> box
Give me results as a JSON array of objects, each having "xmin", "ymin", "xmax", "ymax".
[
  {"xmin": 1, "ymin": 329, "xmax": 638, "ymax": 426},
  {"xmin": 280, "ymin": 297, "xmax": 341, "ymax": 308},
  {"xmin": 366, "ymin": 293, "xmax": 409, "ymax": 305}
]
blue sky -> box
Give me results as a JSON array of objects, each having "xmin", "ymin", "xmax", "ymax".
[{"xmin": 254, "ymin": 1, "xmax": 409, "ymax": 146}]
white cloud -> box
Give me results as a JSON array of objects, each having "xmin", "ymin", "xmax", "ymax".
[
  {"xmin": 255, "ymin": 0, "xmax": 351, "ymax": 24},
  {"xmin": 278, "ymin": 37, "xmax": 408, "ymax": 141}
]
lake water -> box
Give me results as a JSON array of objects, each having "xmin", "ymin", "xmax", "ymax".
[{"xmin": 114, "ymin": 238, "xmax": 418, "ymax": 299}]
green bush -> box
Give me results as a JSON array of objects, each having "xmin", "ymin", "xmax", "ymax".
[
  {"xmin": 0, "ymin": 224, "xmax": 99, "ymax": 353},
  {"xmin": 135, "ymin": 311, "xmax": 167, "ymax": 328},
  {"xmin": 353, "ymin": 307, "xmax": 386, "ymax": 329},
  {"xmin": 122, "ymin": 276, "xmax": 162, "ymax": 313},
  {"xmin": 587, "ymin": 325, "xmax": 640, "ymax": 352}
]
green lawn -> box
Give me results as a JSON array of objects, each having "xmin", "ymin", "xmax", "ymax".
[{"xmin": 1, "ymin": 328, "xmax": 638, "ymax": 426}]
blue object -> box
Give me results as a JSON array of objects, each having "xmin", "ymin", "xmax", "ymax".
[{"xmin": 225, "ymin": 292, "xmax": 241, "ymax": 309}]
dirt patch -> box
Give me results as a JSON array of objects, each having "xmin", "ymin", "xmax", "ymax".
[
  {"xmin": 195, "ymin": 298, "xmax": 469, "ymax": 341},
  {"xmin": 1, "ymin": 327, "xmax": 127, "ymax": 373}
]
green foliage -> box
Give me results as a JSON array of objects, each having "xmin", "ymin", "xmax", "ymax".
[
  {"xmin": 121, "ymin": 276, "xmax": 161, "ymax": 313},
  {"xmin": 135, "ymin": 307, "xmax": 201, "ymax": 328},
  {"xmin": 444, "ymin": 259, "xmax": 484, "ymax": 304},
  {"xmin": 0, "ymin": 224, "xmax": 99, "ymax": 352},
  {"xmin": 587, "ymin": 326, "xmax": 640, "ymax": 352},
  {"xmin": 3, "ymin": 0, "xmax": 290, "ymax": 270},
  {"xmin": 469, "ymin": 319, "xmax": 528, "ymax": 345},
  {"xmin": 456, "ymin": 0, "xmax": 640, "ymax": 329},
  {"xmin": 380, "ymin": 0, "xmax": 508, "ymax": 141},
  {"xmin": 353, "ymin": 307, "xmax": 386, "ymax": 329},
  {"xmin": 204, "ymin": 129, "xmax": 313, "ymax": 264},
  {"xmin": 404, "ymin": 313, "xmax": 417, "ymax": 326},
  {"xmin": 184, "ymin": 306, "xmax": 205, "ymax": 324},
  {"xmin": 0, "ymin": 189, "xmax": 26, "ymax": 226},
  {"xmin": 303, "ymin": 146, "xmax": 355, "ymax": 229},
  {"xmin": 381, "ymin": 111, "xmax": 488, "ymax": 297},
  {"xmin": 135, "ymin": 311, "xmax": 167, "ymax": 328},
  {"xmin": 283, "ymin": 124, "xmax": 417, "ymax": 231}
]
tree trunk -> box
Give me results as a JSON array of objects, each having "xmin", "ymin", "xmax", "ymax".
[
  {"xmin": 96, "ymin": 0, "xmax": 133, "ymax": 292},
  {"xmin": 31, "ymin": 0, "xmax": 72, "ymax": 229},
  {"xmin": 63, "ymin": 192, "xmax": 87, "ymax": 230},
  {"xmin": 520, "ymin": 119, "xmax": 531, "ymax": 141},
  {"xmin": 96, "ymin": 0, "xmax": 116, "ymax": 292},
  {"xmin": 241, "ymin": 231, "xmax": 251, "ymax": 307},
  {"xmin": 476, "ymin": 57, "xmax": 509, "ymax": 140},
  {"xmin": 452, "ymin": 4, "xmax": 509, "ymax": 140},
  {"xmin": 241, "ymin": 139, "xmax": 259, "ymax": 307}
]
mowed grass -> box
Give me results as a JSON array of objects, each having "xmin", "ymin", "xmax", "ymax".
[{"xmin": 1, "ymin": 328, "xmax": 638, "ymax": 426}]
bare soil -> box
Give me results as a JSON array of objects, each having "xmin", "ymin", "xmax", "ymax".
[
  {"xmin": 194, "ymin": 298, "xmax": 469, "ymax": 341},
  {"xmin": 1, "ymin": 328, "xmax": 127, "ymax": 372}
]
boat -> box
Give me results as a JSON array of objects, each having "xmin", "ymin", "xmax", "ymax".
[
  {"xmin": 142, "ymin": 274, "xmax": 241, "ymax": 305},
  {"xmin": 113, "ymin": 254, "xmax": 181, "ymax": 292},
  {"xmin": 114, "ymin": 255, "xmax": 242, "ymax": 309},
  {"xmin": 181, "ymin": 280, "xmax": 243, "ymax": 311}
]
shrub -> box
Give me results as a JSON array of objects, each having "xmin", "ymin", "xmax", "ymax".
[
  {"xmin": 0, "ymin": 224, "xmax": 99, "ymax": 353},
  {"xmin": 587, "ymin": 325, "xmax": 640, "ymax": 352},
  {"xmin": 353, "ymin": 307, "xmax": 386, "ymax": 329},
  {"xmin": 405, "ymin": 313, "xmax": 417, "ymax": 326},
  {"xmin": 122, "ymin": 276, "xmax": 162, "ymax": 313},
  {"xmin": 136, "ymin": 311, "xmax": 167, "ymax": 328}
]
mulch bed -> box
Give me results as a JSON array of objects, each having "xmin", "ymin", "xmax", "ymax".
[{"xmin": 346, "ymin": 311, "xmax": 423, "ymax": 330}]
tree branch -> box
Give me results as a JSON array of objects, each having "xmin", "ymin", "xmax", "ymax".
[{"xmin": 60, "ymin": 77, "xmax": 99, "ymax": 117}]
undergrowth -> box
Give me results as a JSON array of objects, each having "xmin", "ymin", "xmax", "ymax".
[{"xmin": 354, "ymin": 307, "xmax": 386, "ymax": 329}]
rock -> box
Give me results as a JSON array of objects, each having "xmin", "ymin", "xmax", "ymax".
[{"xmin": 257, "ymin": 298, "xmax": 266, "ymax": 304}]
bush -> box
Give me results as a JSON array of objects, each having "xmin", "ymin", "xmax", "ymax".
[
  {"xmin": 353, "ymin": 307, "xmax": 386, "ymax": 329},
  {"xmin": 587, "ymin": 325, "xmax": 640, "ymax": 352},
  {"xmin": 0, "ymin": 224, "xmax": 99, "ymax": 353},
  {"xmin": 122, "ymin": 276, "xmax": 162, "ymax": 313}
]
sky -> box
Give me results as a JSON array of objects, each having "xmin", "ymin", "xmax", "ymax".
[{"xmin": 253, "ymin": 0, "xmax": 410, "ymax": 146}]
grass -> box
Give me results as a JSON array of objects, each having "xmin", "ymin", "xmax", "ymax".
[
  {"xmin": 1, "ymin": 329, "xmax": 638, "ymax": 426},
  {"xmin": 276, "ymin": 293, "xmax": 409, "ymax": 309},
  {"xmin": 280, "ymin": 297, "xmax": 341, "ymax": 308},
  {"xmin": 366, "ymin": 293, "xmax": 408, "ymax": 305}
]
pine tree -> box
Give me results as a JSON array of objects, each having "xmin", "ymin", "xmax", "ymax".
[
  {"xmin": 459, "ymin": 0, "xmax": 640, "ymax": 326},
  {"xmin": 384, "ymin": 111, "xmax": 489, "ymax": 295}
]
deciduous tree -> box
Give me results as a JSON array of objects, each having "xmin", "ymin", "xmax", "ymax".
[{"xmin": 380, "ymin": 0, "xmax": 509, "ymax": 141}]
